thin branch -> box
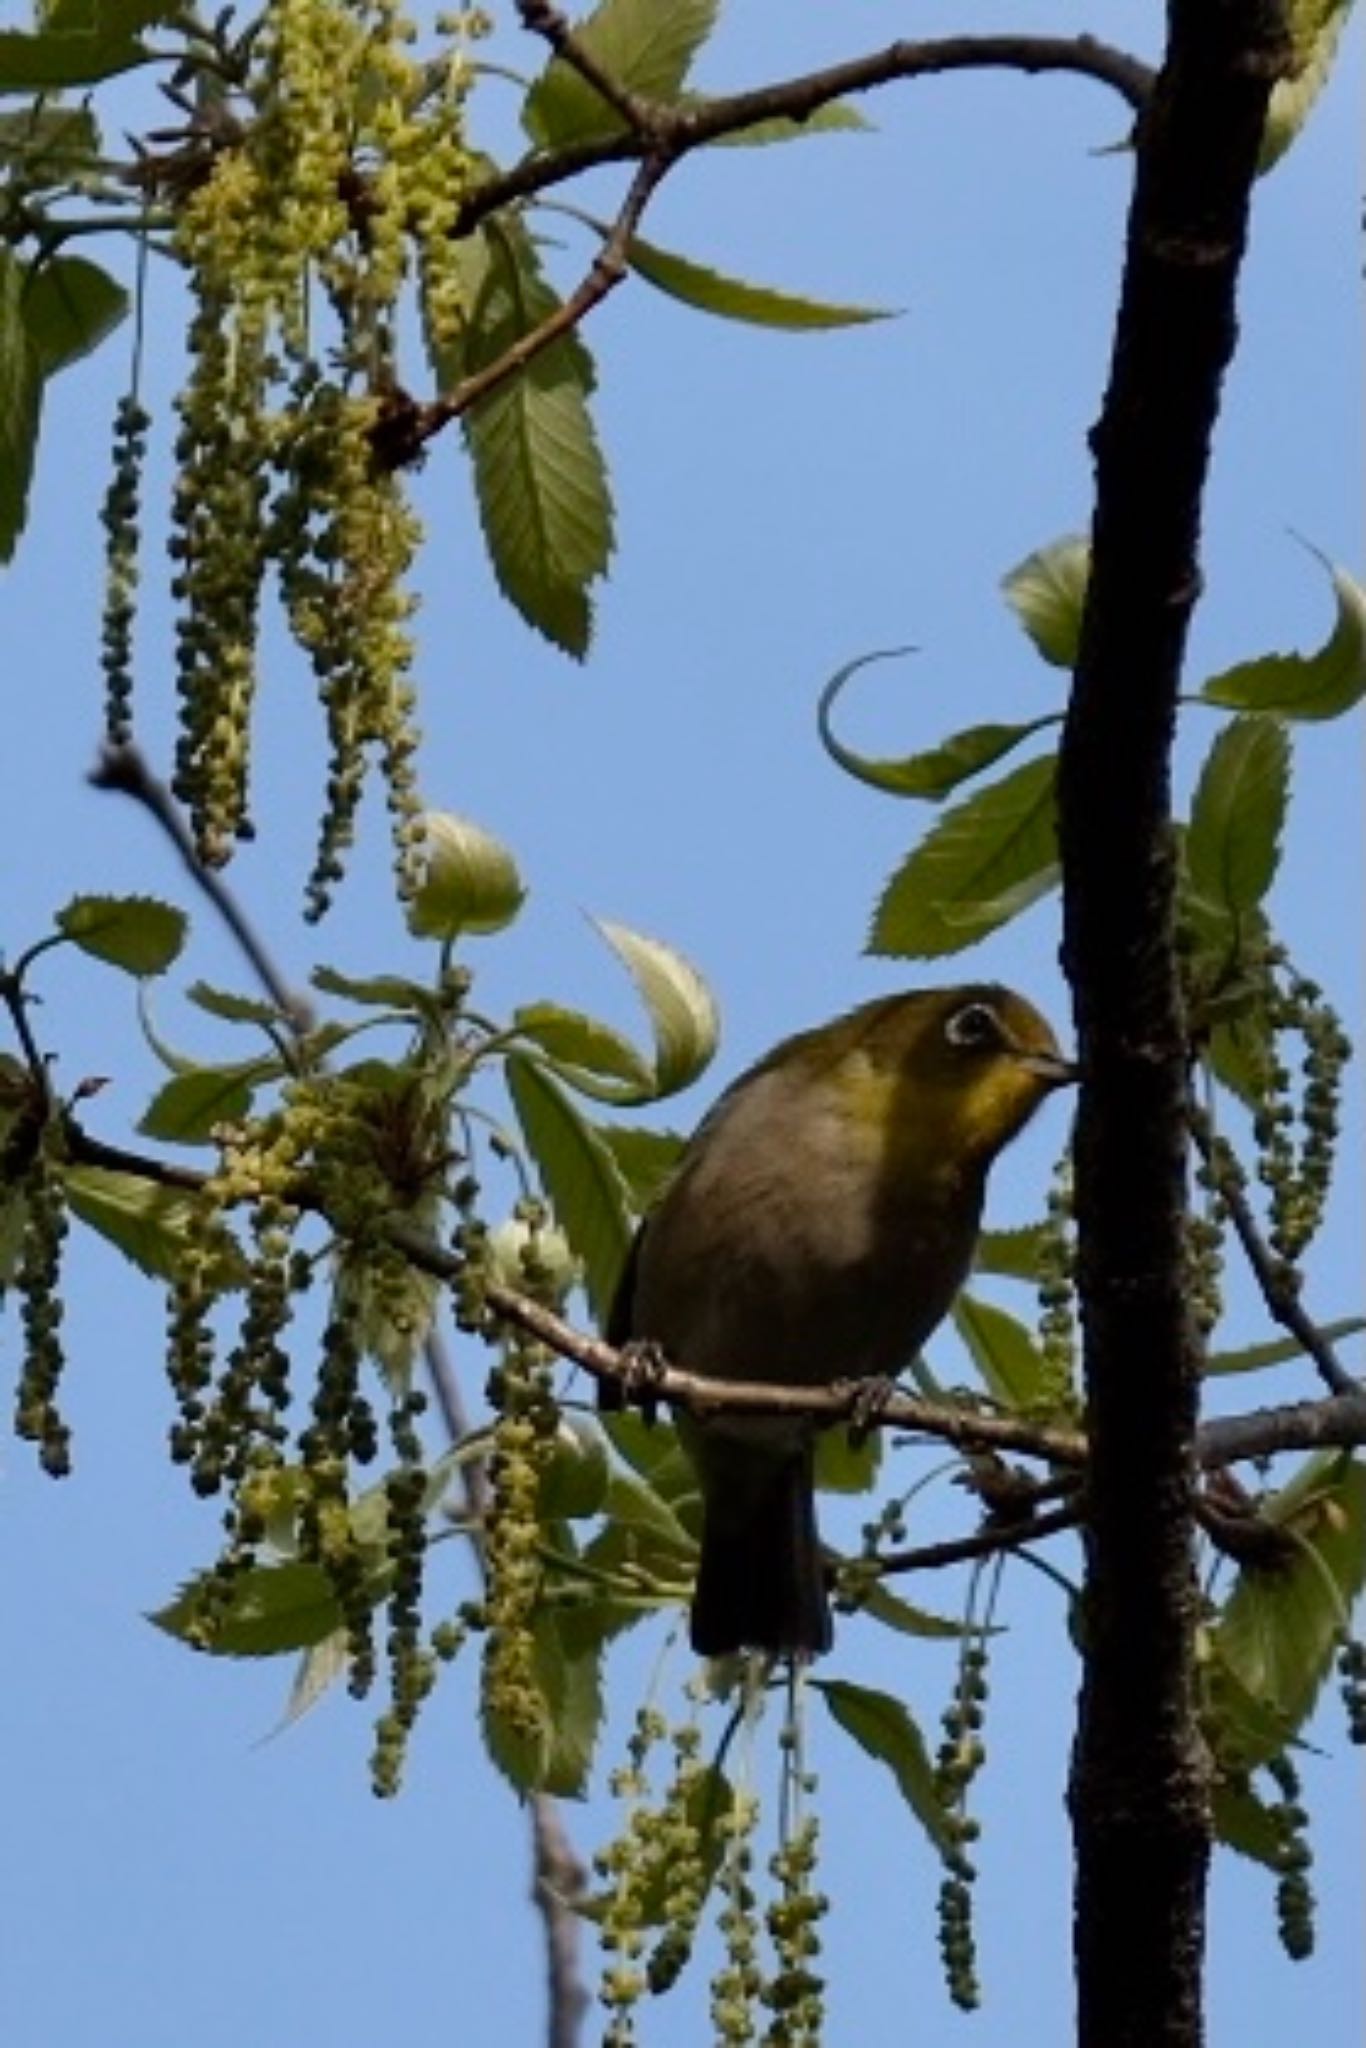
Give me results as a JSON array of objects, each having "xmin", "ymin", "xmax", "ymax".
[
  {"xmin": 872, "ymin": 1501, "xmax": 1082, "ymax": 1577},
  {"xmin": 1199, "ymin": 1389, "xmax": 1366, "ymax": 1469},
  {"xmin": 1190, "ymin": 1114, "xmax": 1358, "ymax": 1397},
  {"xmin": 530, "ymin": 1796, "xmax": 593, "ymax": 2048},
  {"xmin": 455, "ymin": 33, "xmax": 1154, "ymax": 239},
  {"xmin": 89, "ymin": 743, "xmax": 315, "ymax": 1034}
]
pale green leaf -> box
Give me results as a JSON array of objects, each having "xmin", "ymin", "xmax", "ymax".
[
  {"xmin": 1215, "ymin": 1454, "xmax": 1366, "ymax": 1757},
  {"xmin": 869, "ymin": 754, "xmax": 1059, "ymax": 958},
  {"xmin": 276, "ymin": 1629, "xmax": 351, "ymax": 1734},
  {"xmin": 704, "ymin": 99, "xmax": 871, "ymax": 146},
  {"xmin": 815, "ymin": 1678, "xmax": 953, "ymax": 1853},
  {"xmin": 309, "ymin": 965, "xmax": 432, "ymax": 1010},
  {"xmin": 0, "ymin": 246, "xmax": 42, "ymax": 562},
  {"xmin": 591, "ymin": 917, "xmax": 719, "ymax": 1098},
  {"xmin": 594, "ymin": 1123, "xmax": 684, "ymax": 1210},
  {"xmin": 1260, "ymin": 0, "xmax": 1355, "ymax": 171},
  {"xmin": 0, "ymin": 104, "xmax": 100, "ymax": 175},
  {"xmin": 621, "ymin": 230, "xmax": 892, "ymax": 330},
  {"xmin": 813, "ymin": 1426, "xmax": 882, "ymax": 1495},
  {"xmin": 1200, "ymin": 552, "xmax": 1366, "ymax": 720},
  {"xmin": 504, "ymin": 1052, "xmax": 634, "ymax": 1321},
  {"xmin": 23, "ymin": 255, "xmax": 126, "ymax": 375},
  {"xmin": 600, "ymin": 1411, "xmax": 697, "ymax": 1504},
  {"xmin": 522, "ymin": 0, "xmax": 719, "ymax": 147},
  {"xmin": 1212, "ymin": 1774, "xmax": 1291, "ymax": 1867},
  {"xmin": 56, "ymin": 893, "xmax": 186, "ymax": 975},
  {"xmin": 973, "ymin": 1224, "xmax": 1049, "ymax": 1280},
  {"xmin": 1185, "ymin": 715, "xmax": 1290, "ymax": 919},
  {"xmin": 1205, "ymin": 1318, "xmax": 1364, "ymax": 1377},
  {"xmin": 953, "ymin": 1294, "xmax": 1047, "ymax": 1409},
  {"xmin": 62, "ymin": 1165, "xmax": 208, "ymax": 1282},
  {"xmin": 186, "ymin": 981, "xmax": 283, "ymax": 1026},
  {"xmin": 539, "ymin": 1416, "xmax": 612, "ymax": 1520},
  {"xmin": 150, "ymin": 1561, "xmax": 343, "ymax": 1657},
  {"xmin": 512, "ymin": 1001, "xmax": 653, "ymax": 1097},
  {"xmin": 407, "ymin": 809, "xmax": 526, "ymax": 940},
  {"xmin": 1002, "ymin": 534, "xmax": 1091, "ymax": 668},
  {"xmin": 850, "ymin": 1578, "xmax": 981, "ymax": 1641},
  {"xmin": 137, "ymin": 1062, "xmax": 271, "ymax": 1143}
]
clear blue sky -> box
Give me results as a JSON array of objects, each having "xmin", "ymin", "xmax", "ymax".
[{"xmin": 1, "ymin": 4, "xmax": 1361, "ymax": 2044}]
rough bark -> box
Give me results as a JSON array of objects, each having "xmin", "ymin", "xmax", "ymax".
[{"xmin": 1059, "ymin": 7, "xmax": 1292, "ymax": 2047}]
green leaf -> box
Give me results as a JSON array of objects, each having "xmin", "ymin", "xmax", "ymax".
[
  {"xmin": 1185, "ymin": 716, "xmax": 1290, "ymax": 920},
  {"xmin": 1260, "ymin": 0, "xmax": 1355, "ymax": 171},
  {"xmin": 56, "ymin": 893, "xmax": 186, "ymax": 975},
  {"xmin": 512, "ymin": 1001, "xmax": 653, "ymax": 1097},
  {"xmin": 591, "ymin": 917, "xmax": 719, "ymax": 1098},
  {"xmin": 0, "ymin": 26, "xmax": 147, "ymax": 87},
  {"xmin": 973, "ymin": 1224, "xmax": 1049, "ymax": 1280},
  {"xmin": 619, "ymin": 229, "xmax": 892, "ymax": 331},
  {"xmin": 137, "ymin": 1062, "xmax": 271, "ymax": 1143},
  {"xmin": 813, "ymin": 1426, "xmax": 882, "ymax": 1495},
  {"xmin": 1215, "ymin": 1454, "xmax": 1366, "ymax": 1759},
  {"xmin": 533, "ymin": 1606, "xmax": 606, "ymax": 1799},
  {"xmin": 0, "ymin": 247, "xmax": 42, "ymax": 563},
  {"xmin": 407, "ymin": 809, "xmax": 526, "ymax": 940},
  {"xmin": 522, "ymin": 0, "xmax": 719, "ymax": 147},
  {"xmin": 815, "ymin": 1678, "xmax": 952, "ymax": 1853},
  {"xmin": 0, "ymin": 104, "xmax": 100, "ymax": 176},
  {"xmin": 600, "ymin": 1461, "xmax": 698, "ymax": 1552},
  {"xmin": 1200, "ymin": 552, "xmax": 1366, "ymax": 720},
  {"xmin": 186, "ymin": 981, "xmax": 284, "ymax": 1027},
  {"xmin": 868, "ymin": 754, "xmax": 1059, "ymax": 958},
  {"xmin": 458, "ymin": 222, "xmax": 613, "ymax": 656},
  {"xmin": 704, "ymin": 100, "xmax": 871, "ymax": 146},
  {"xmin": 62, "ymin": 1166, "xmax": 210, "ymax": 1282},
  {"xmin": 333, "ymin": 1230, "xmax": 441, "ymax": 1391},
  {"xmin": 150, "ymin": 1561, "xmax": 343, "ymax": 1657},
  {"xmin": 1205, "ymin": 1318, "xmax": 1365, "ymax": 1377},
  {"xmin": 595, "ymin": 1123, "xmax": 684, "ymax": 1210},
  {"xmin": 539, "ymin": 1415, "xmax": 612, "ymax": 1520},
  {"xmin": 1212, "ymin": 1775, "xmax": 1291, "ymax": 1868},
  {"xmin": 504, "ymin": 1053, "xmax": 634, "ymax": 1322},
  {"xmin": 309, "ymin": 965, "xmax": 432, "ymax": 1011},
  {"xmin": 850, "ymin": 1578, "xmax": 979, "ymax": 1642},
  {"xmin": 277, "ymin": 1629, "xmax": 351, "ymax": 1734},
  {"xmin": 23, "ymin": 255, "xmax": 126, "ymax": 376},
  {"xmin": 600, "ymin": 1410, "xmax": 697, "ymax": 1504},
  {"xmin": 952, "ymin": 1294, "xmax": 1047, "ymax": 1410},
  {"xmin": 818, "ymin": 647, "xmax": 1059, "ymax": 800},
  {"xmin": 1002, "ymin": 535, "xmax": 1091, "ymax": 668}
]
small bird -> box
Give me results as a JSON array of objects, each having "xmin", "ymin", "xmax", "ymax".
[{"xmin": 607, "ymin": 985, "xmax": 1074, "ymax": 1659}]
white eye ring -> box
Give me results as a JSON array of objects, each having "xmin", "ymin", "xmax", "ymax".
[{"xmin": 944, "ymin": 1001, "xmax": 1002, "ymax": 1049}]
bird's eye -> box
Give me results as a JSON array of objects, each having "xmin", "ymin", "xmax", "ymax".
[{"xmin": 944, "ymin": 1001, "xmax": 1002, "ymax": 1050}]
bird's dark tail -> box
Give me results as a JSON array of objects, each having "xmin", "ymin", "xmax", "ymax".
[{"xmin": 689, "ymin": 1438, "xmax": 831, "ymax": 1660}]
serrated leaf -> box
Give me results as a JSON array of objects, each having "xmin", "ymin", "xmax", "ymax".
[
  {"xmin": 869, "ymin": 754, "xmax": 1059, "ymax": 959},
  {"xmin": 333, "ymin": 1232, "xmax": 440, "ymax": 1391},
  {"xmin": 973, "ymin": 1224, "xmax": 1049, "ymax": 1280},
  {"xmin": 620, "ymin": 229, "xmax": 892, "ymax": 330},
  {"xmin": 460, "ymin": 223, "xmax": 613, "ymax": 656},
  {"xmin": 56, "ymin": 893, "xmax": 186, "ymax": 975},
  {"xmin": 513, "ymin": 1001, "xmax": 653, "ymax": 1098},
  {"xmin": 533, "ymin": 1607, "xmax": 606, "ymax": 1799},
  {"xmin": 0, "ymin": 24, "xmax": 148, "ymax": 87},
  {"xmin": 1261, "ymin": 0, "xmax": 1354, "ymax": 171},
  {"xmin": 0, "ymin": 246, "xmax": 42, "ymax": 563},
  {"xmin": 23, "ymin": 255, "xmax": 126, "ymax": 376},
  {"xmin": 309, "ymin": 965, "xmax": 431, "ymax": 1011},
  {"xmin": 150, "ymin": 1561, "xmax": 343, "ymax": 1657},
  {"xmin": 408, "ymin": 809, "xmax": 526, "ymax": 940},
  {"xmin": 818, "ymin": 646, "xmax": 1059, "ymax": 799},
  {"xmin": 704, "ymin": 99, "xmax": 871, "ymax": 146},
  {"xmin": 137, "ymin": 1062, "xmax": 271, "ymax": 1143},
  {"xmin": 504, "ymin": 1053, "xmax": 634, "ymax": 1321},
  {"xmin": 1200, "ymin": 552, "xmax": 1366, "ymax": 720},
  {"xmin": 591, "ymin": 918, "xmax": 718, "ymax": 1098},
  {"xmin": 1211, "ymin": 1775, "xmax": 1291, "ymax": 1867},
  {"xmin": 1185, "ymin": 716, "xmax": 1290, "ymax": 921},
  {"xmin": 186, "ymin": 981, "xmax": 283, "ymax": 1026},
  {"xmin": 0, "ymin": 104, "xmax": 100, "ymax": 175},
  {"xmin": 595, "ymin": 1123, "xmax": 684, "ymax": 1210},
  {"xmin": 1002, "ymin": 535, "xmax": 1091, "ymax": 668},
  {"xmin": 1205, "ymin": 1318, "xmax": 1365, "ymax": 1377},
  {"xmin": 522, "ymin": 0, "xmax": 719, "ymax": 147},
  {"xmin": 1215, "ymin": 1455, "xmax": 1366, "ymax": 1757},
  {"xmin": 952, "ymin": 1294, "xmax": 1047, "ymax": 1409},
  {"xmin": 815, "ymin": 1678, "xmax": 952, "ymax": 1853},
  {"xmin": 813, "ymin": 1426, "xmax": 882, "ymax": 1495}
]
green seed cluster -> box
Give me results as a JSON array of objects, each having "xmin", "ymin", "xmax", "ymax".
[
  {"xmin": 157, "ymin": 0, "xmax": 482, "ymax": 912},
  {"xmin": 933, "ymin": 1640, "xmax": 990, "ymax": 2010},
  {"xmin": 1336, "ymin": 1636, "xmax": 1366, "ymax": 1744},
  {"xmin": 99, "ymin": 396, "xmax": 150, "ymax": 746},
  {"xmin": 709, "ymin": 1789, "xmax": 764, "ymax": 2046},
  {"xmin": 594, "ymin": 1706, "xmax": 670, "ymax": 2042},
  {"xmin": 1252, "ymin": 968, "xmax": 1351, "ymax": 1265},
  {"xmin": 479, "ymin": 1335, "xmax": 560, "ymax": 1766},
  {"xmin": 13, "ymin": 1155, "xmax": 72, "ymax": 1477},
  {"xmin": 1184, "ymin": 1202, "xmax": 1226, "ymax": 1340},
  {"xmin": 1264, "ymin": 1752, "xmax": 1316, "ymax": 1961},
  {"xmin": 761, "ymin": 1814, "xmax": 826, "ymax": 2043},
  {"xmin": 1035, "ymin": 1156, "xmax": 1078, "ymax": 1407},
  {"xmin": 370, "ymin": 1409, "xmax": 437, "ymax": 1798}
]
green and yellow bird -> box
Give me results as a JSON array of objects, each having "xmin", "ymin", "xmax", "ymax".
[{"xmin": 607, "ymin": 985, "xmax": 1074, "ymax": 1659}]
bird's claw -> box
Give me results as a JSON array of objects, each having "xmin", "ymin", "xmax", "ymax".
[
  {"xmin": 843, "ymin": 1374, "xmax": 898, "ymax": 1447},
  {"xmin": 601, "ymin": 1337, "xmax": 669, "ymax": 1423}
]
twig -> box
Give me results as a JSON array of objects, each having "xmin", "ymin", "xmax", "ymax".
[
  {"xmin": 530, "ymin": 1796, "xmax": 592, "ymax": 2048},
  {"xmin": 1190, "ymin": 1114, "xmax": 1358, "ymax": 1397},
  {"xmin": 873, "ymin": 1501, "xmax": 1082, "ymax": 1577},
  {"xmin": 89, "ymin": 743, "xmax": 315, "ymax": 1034}
]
